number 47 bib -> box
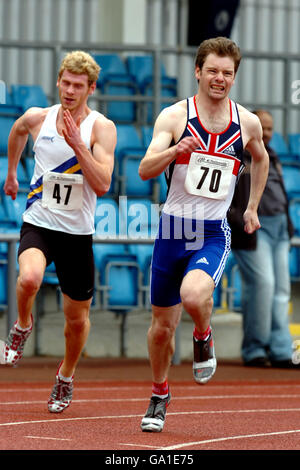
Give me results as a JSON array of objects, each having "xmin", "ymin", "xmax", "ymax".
[
  {"xmin": 42, "ymin": 171, "xmax": 83, "ymax": 210},
  {"xmin": 184, "ymin": 153, "xmax": 234, "ymax": 200}
]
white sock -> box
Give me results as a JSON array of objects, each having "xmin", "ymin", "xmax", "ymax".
[
  {"xmin": 58, "ymin": 370, "xmax": 73, "ymax": 382},
  {"xmin": 16, "ymin": 321, "xmax": 31, "ymax": 332}
]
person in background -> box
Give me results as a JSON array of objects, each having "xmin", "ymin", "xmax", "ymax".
[{"xmin": 228, "ymin": 109, "xmax": 296, "ymax": 368}]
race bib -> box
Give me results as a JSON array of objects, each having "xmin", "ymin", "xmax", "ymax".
[
  {"xmin": 184, "ymin": 153, "xmax": 234, "ymax": 200},
  {"xmin": 42, "ymin": 171, "xmax": 83, "ymax": 210}
]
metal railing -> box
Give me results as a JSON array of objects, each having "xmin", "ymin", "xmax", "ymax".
[{"xmin": 0, "ymin": 39, "xmax": 300, "ymax": 133}]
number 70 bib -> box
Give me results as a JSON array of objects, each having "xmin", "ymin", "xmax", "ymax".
[
  {"xmin": 184, "ymin": 153, "xmax": 234, "ymax": 200},
  {"xmin": 42, "ymin": 171, "xmax": 83, "ymax": 210}
]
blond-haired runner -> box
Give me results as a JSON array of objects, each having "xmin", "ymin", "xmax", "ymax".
[{"xmin": 2, "ymin": 50, "xmax": 116, "ymax": 413}]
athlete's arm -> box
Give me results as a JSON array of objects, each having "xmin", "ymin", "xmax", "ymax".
[
  {"xmin": 139, "ymin": 103, "xmax": 199, "ymax": 181},
  {"xmin": 62, "ymin": 109, "xmax": 116, "ymax": 197},
  {"xmin": 240, "ymin": 109, "xmax": 269, "ymax": 234},
  {"xmin": 4, "ymin": 107, "xmax": 46, "ymax": 200}
]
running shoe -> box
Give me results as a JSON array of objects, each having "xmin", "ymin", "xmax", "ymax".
[
  {"xmin": 140, "ymin": 392, "xmax": 171, "ymax": 432},
  {"xmin": 48, "ymin": 364, "xmax": 73, "ymax": 413},
  {"xmin": 3, "ymin": 316, "xmax": 33, "ymax": 366},
  {"xmin": 193, "ymin": 332, "xmax": 216, "ymax": 384}
]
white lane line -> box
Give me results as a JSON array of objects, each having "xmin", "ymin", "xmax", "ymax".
[
  {"xmin": 25, "ymin": 435, "xmax": 72, "ymax": 441},
  {"xmin": 1, "ymin": 383, "xmax": 300, "ymax": 393},
  {"xmin": 1, "ymin": 394, "xmax": 300, "ymax": 406},
  {"xmin": 1, "ymin": 407, "xmax": 300, "ymax": 428},
  {"xmin": 159, "ymin": 428, "xmax": 300, "ymax": 450}
]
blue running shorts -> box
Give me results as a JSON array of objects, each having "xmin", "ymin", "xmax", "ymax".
[{"xmin": 150, "ymin": 212, "xmax": 231, "ymax": 307}]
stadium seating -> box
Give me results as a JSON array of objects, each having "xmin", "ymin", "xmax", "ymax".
[
  {"xmin": 0, "ymin": 261, "xmax": 7, "ymax": 310},
  {"xmin": 93, "ymin": 54, "xmax": 134, "ymax": 88},
  {"xmin": 10, "ymin": 84, "xmax": 49, "ymax": 111},
  {"xmin": 115, "ymin": 124, "xmax": 147, "ymax": 195},
  {"xmin": 289, "ymin": 246, "xmax": 300, "ymax": 280},
  {"xmin": 126, "ymin": 55, "xmax": 177, "ymax": 123},
  {"xmin": 93, "ymin": 54, "xmax": 138, "ymax": 123},
  {"xmin": 288, "ymin": 134, "xmax": 300, "ymax": 160},
  {"xmin": 126, "ymin": 55, "xmax": 177, "ymax": 93},
  {"xmin": 289, "ymin": 198, "xmax": 300, "ymax": 235},
  {"xmin": 0, "ymin": 116, "xmax": 16, "ymax": 155},
  {"xmin": 223, "ymin": 252, "xmax": 242, "ymax": 311},
  {"xmin": 282, "ymin": 164, "xmax": 300, "ymax": 199}
]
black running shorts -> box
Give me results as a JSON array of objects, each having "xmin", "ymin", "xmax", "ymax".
[{"xmin": 18, "ymin": 222, "xmax": 94, "ymax": 301}]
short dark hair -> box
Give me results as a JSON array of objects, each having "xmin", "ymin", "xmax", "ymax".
[{"xmin": 195, "ymin": 37, "xmax": 242, "ymax": 74}]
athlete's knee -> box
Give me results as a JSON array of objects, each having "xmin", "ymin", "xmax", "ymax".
[
  {"xmin": 150, "ymin": 317, "xmax": 176, "ymax": 346},
  {"xmin": 65, "ymin": 314, "xmax": 90, "ymax": 336},
  {"xmin": 17, "ymin": 270, "xmax": 43, "ymax": 296},
  {"xmin": 180, "ymin": 282, "xmax": 213, "ymax": 314}
]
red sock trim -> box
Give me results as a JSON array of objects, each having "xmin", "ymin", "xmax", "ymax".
[
  {"xmin": 152, "ymin": 380, "xmax": 169, "ymax": 396},
  {"xmin": 193, "ymin": 325, "xmax": 211, "ymax": 341}
]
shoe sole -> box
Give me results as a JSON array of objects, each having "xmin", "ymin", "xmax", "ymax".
[
  {"xmin": 193, "ymin": 357, "xmax": 217, "ymax": 384},
  {"xmin": 141, "ymin": 417, "xmax": 164, "ymax": 432}
]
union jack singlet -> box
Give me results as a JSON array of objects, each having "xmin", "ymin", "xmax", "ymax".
[{"xmin": 163, "ymin": 96, "xmax": 244, "ymax": 220}]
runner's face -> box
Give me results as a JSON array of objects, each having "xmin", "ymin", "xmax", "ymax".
[
  {"xmin": 196, "ymin": 53, "xmax": 235, "ymax": 101},
  {"xmin": 57, "ymin": 70, "xmax": 94, "ymax": 110}
]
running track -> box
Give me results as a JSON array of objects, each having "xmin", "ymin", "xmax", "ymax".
[{"xmin": 1, "ymin": 357, "xmax": 300, "ymax": 453}]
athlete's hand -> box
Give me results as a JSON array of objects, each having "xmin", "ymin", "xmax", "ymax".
[
  {"xmin": 175, "ymin": 136, "xmax": 200, "ymax": 157},
  {"xmin": 62, "ymin": 110, "xmax": 82, "ymax": 149},
  {"xmin": 4, "ymin": 175, "xmax": 19, "ymax": 200},
  {"xmin": 243, "ymin": 208, "xmax": 261, "ymax": 234}
]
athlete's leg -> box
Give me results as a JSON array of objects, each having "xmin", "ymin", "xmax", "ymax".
[
  {"xmin": 17, "ymin": 248, "xmax": 47, "ymax": 328},
  {"xmin": 180, "ymin": 269, "xmax": 215, "ymax": 333},
  {"xmin": 60, "ymin": 293, "xmax": 92, "ymax": 378},
  {"xmin": 147, "ymin": 303, "xmax": 182, "ymax": 384}
]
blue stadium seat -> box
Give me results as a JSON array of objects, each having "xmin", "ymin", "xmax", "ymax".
[
  {"xmin": 282, "ymin": 164, "xmax": 300, "ymax": 200},
  {"xmin": 269, "ymin": 132, "xmax": 296, "ymax": 162},
  {"xmin": 0, "ymin": 103, "xmax": 22, "ymax": 117},
  {"xmin": 126, "ymin": 55, "xmax": 177, "ymax": 123},
  {"xmin": 289, "ymin": 198, "xmax": 300, "ymax": 235},
  {"xmin": 0, "ymin": 156, "xmax": 29, "ymax": 188},
  {"xmin": 126, "ymin": 55, "xmax": 177, "ymax": 93},
  {"xmin": 119, "ymin": 154, "xmax": 152, "ymax": 196},
  {"xmin": 288, "ymin": 134, "xmax": 300, "ymax": 160},
  {"xmin": 114, "ymin": 125, "xmax": 146, "ymax": 194},
  {"xmin": 43, "ymin": 262, "xmax": 59, "ymax": 286},
  {"xmin": 2, "ymin": 192, "xmax": 28, "ymax": 227},
  {"xmin": 141, "ymin": 126, "xmax": 153, "ymax": 147},
  {"xmin": 11, "ymin": 84, "xmax": 49, "ymax": 111},
  {"xmin": 289, "ymin": 246, "xmax": 300, "ymax": 279},
  {"xmin": 93, "ymin": 54, "xmax": 138, "ymax": 123},
  {"xmin": 0, "ymin": 262, "xmax": 7, "ymax": 310},
  {"xmin": 93, "ymin": 54, "xmax": 135, "ymax": 88},
  {"xmin": 0, "ymin": 116, "xmax": 16, "ymax": 155},
  {"xmin": 103, "ymin": 81, "xmax": 137, "ymax": 123},
  {"xmin": 0, "ymin": 190, "xmax": 18, "ymax": 230},
  {"xmin": 223, "ymin": 252, "xmax": 242, "ymax": 311},
  {"xmin": 115, "ymin": 124, "xmax": 145, "ymax": 159},
  {"xmin": 269, "ymin": 132, "xmax": 289, "ymax": 155}
]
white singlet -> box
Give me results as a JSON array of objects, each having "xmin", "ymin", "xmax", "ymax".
[{"xmin": 23, "ymin": 104, "xmax": 102, "ymax": 235}]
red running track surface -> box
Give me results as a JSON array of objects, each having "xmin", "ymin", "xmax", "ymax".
[{"xmin": 0, "ymin": 357, "xmax": 300, "ymax": 454}]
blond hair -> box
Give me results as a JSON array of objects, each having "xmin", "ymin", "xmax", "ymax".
[{"xmin": 58, "ymin": 51, "xmax": 100, "ymax": 85}]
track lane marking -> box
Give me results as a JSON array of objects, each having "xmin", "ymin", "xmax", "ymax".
[
  {"xmin": 1, "ymin": 394, "xmax": 300, "ymax": 406},
  {"xmin": 25, "ymin": 435, "xmax": 72, "ymax": 441},
  {"xmin": 1, "ymin": 407, "xmax": 300, "ymax": 428},
  {"xmin": 159, "ymin": 429, "xmax": 300, "ymax": 450}
]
